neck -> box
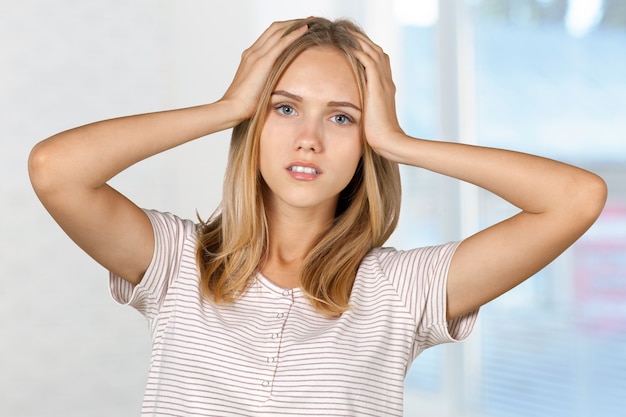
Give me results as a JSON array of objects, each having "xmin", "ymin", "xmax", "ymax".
[{"xmin": 261, "ymin": 201, "xmax": 335, "ymax": 288}]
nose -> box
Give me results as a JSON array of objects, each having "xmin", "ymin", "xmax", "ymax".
[{"xmin": 294, "ymin": 118, "xmax": 323, "ymax": 153}]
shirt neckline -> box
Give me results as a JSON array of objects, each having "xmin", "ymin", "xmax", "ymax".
[{"xmin": 256, "ymin": 272, "xmax": 302, "ymax": 297}]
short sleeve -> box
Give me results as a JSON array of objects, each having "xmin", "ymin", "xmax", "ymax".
[
  {"xmin": 375, "ymin": 242, "xmax": 478, "ymax": 354},
  {"xmin": 108, "ymin": 209, "xmax": 198, "ymax": 322}
]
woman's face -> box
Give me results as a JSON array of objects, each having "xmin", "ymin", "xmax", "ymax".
[{"xmin": 259, "ymin": 46, "xmax": 363, "ymax": 218}]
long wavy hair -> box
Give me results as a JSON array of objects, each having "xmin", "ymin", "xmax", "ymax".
[{"xmin": 196, "ymin": 17, "xmax": 401, "ymax": 317}]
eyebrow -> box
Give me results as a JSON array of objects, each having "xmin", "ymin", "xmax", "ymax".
[{"xmin": 272, "ymin": 90, "xmax": 361, "ymax": 112}]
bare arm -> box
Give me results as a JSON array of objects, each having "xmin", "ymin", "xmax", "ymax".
[
  {"xmin": 381, "ymin": 137, "xmax": 606, "ymax": 320},
  {"xmin": 28, "ymin": 103, "xmax": 241, "ymax": 284},
  {"xmin": 28, "ymin": 20, "xmax": 308, "ymax": 285},
  {"xmin": 352, "ymin": 32, "xmax": 607, "ymax": 320}
]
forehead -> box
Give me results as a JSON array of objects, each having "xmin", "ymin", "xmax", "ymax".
[{"xmin": 274, "ymin": 46, "xmax": 360, "ymax": 101}]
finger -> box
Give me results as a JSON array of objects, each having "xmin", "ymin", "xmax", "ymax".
[
  {"xmin": 349, "ymin": 31, "xmax": 392, "ymax": 73},
  {"xmin": 256, "ymin": 20, "xmax": 308, "ymax": 57},
  {"xmin": 351, "ymin": 40, "xmax": 396, "ymax": 95},
  {"xmin": 249, "ymin": 19, "xmax": 306, "ymax": 54},
  {"xmin": 254, "ymin": 19, "xmax": 301, "ymax": 45},
  {"xmin": 351, "ymin": 37, "xmax": 394, "ymax": 90},
  {"xmin": 349, "ymin": 30, "xmax": 378, "ymax": 51},
  {"xmin": 240, "ymin": 24, "xmax": 306, "ymax": 74},
  {"xmin": 235, "ymin": 21, "xmax": 306, "ymax": 85},
  {"xmin": 352, "ymin": 34, "xmax": 389, "ymax": 66}
]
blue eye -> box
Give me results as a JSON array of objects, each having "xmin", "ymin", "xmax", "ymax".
[
  {"xmin": 331, "ymin": 114, "xmax": 352, "ymax": 125},
  {"xmin": 276, "ymin": 104, "xmax": 296, "ymax": 116}
]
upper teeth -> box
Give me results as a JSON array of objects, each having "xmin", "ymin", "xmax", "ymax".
[{"xmin": 290, "ymin": 166, "xmax": 318, "ymax": 174}]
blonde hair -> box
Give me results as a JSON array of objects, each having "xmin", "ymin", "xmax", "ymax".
[{"xmin": 196, "ymin": 17, "xmax": 401, "ymax": 317}]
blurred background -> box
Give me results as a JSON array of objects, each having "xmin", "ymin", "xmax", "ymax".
[{"xmin": 1, "ymin": 0, "xmax": 624, "ymax": 416}]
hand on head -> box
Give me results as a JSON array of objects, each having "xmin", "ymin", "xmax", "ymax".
[
  {"xmin": 349, "ymin": 30, "xmax": 405, "ymax": 159},
  {"xmin": 220, "ymin": 19, "xmax": 309, "ymax": 123}
]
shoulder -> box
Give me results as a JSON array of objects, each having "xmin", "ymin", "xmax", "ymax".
[
  {"xmin": 109, "ymin": 210, "xmax": 200, "ymax": 314},
  {"xmin": 141, "ymin": 209, "xmax": 200, "ymax": 275},
  {"xmin": 143, "ymin": 209, "xmax": 199, "ymax": 241},
  {"xmin": 361, "ymin": 242, "xmax": 460, "ymax": 276}
]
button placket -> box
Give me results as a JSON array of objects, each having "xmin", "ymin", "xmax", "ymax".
[{"xmin": 261, "ymin": 291, "xmax": 293, "ymax": 390}]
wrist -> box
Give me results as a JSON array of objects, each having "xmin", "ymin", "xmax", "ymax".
[
  {"xmin": 368, "ymin": 130, "xmax": 410, "ymax": 162},
  {"xmin": 207, "ymin": 99, "xmax": 251, "ymax": 131}
]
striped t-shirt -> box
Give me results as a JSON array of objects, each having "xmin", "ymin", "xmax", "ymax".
[{"xmin": 110, "ymin": 209, "xmax": 478, "ymax": 416}]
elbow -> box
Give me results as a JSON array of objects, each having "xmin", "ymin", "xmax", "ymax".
[
  {"xmin": 572, "ymin": 172, "xmax": 608, "ymax": 227},
  {"xmin": 28, "ymin": 139, "xmax": 61, "ymax": 196}
]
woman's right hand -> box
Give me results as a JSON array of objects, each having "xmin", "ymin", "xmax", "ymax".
[{"xmin": 220, "ymin": 19, "xmax": 308, "ymax": 122}]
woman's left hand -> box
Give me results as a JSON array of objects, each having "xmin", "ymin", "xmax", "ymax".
[{"xmin": 351, "ymin": 31, "xmax": 406, "ymax": 161}]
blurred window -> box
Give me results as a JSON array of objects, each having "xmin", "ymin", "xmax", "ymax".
[{"xmin": 392, "ymin": 1, "xmax": 626, "ymax": 416}]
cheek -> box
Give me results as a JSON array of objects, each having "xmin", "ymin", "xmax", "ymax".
[
  {"xmin": 337, "ymin": 138, "xmax": 364, "ymax": 181},
  {"xmin": 258, "ymin": 118, "xmax": 284, "ymax": 160},
  {"xmin": 258, "ymin": 128, "xmax": 286, "ymax": 188},
  {"xmin": 346, "ymin": 134, "xmax": 364, "ymax": 164}
]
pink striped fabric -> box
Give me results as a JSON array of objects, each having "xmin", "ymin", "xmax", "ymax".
[{"xmin": 110, "ymin": 210, "xmax": 478, "ymax": 416}]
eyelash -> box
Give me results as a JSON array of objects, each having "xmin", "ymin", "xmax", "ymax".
[
  {"xmin": 331, "ymin": 114, "xmax": 354, "ymax": 125},
  {"xmin": 274, "ymin": 104, "xmax": 354, "ymax": 125},
  {"xmin": 275, "ymin": 104, "xmax": 296, "ymax": 116}
]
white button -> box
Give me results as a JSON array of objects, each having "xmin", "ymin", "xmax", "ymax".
[
  {"xmin": 267, "ymin": 356, "xmax": 276, "ymax": 363},
  {"xmin": 277, "ymin": 312, "xmax": 284, "ymax": 319},
  {"xmin": 261, "ymin": 380, "xmax": 270, "ymax": 387},
  {"xmin": 271, "ymin": 333, "xmax": 280, "ymax": 339},
  {"xmin": 282, "ymin": 289, "xmax": 292, "ymax": 296}
]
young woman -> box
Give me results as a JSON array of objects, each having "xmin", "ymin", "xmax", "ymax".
[{"xmin": 29, "ymin": 17, "xmax": 606, "ymax": 416}]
